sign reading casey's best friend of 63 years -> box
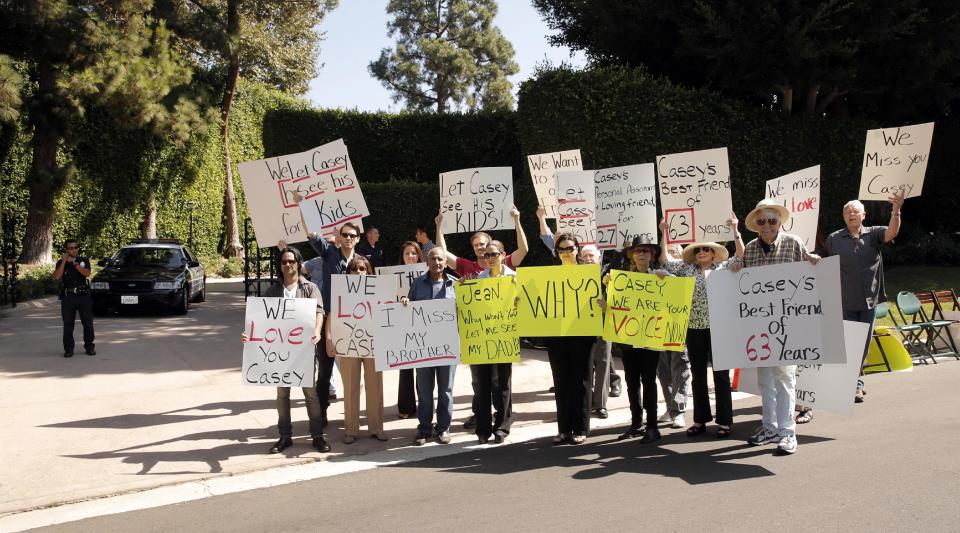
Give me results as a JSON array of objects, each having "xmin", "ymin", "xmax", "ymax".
[
  {"xmin": 705, "ymin": 256, "xmax": 845, "ymax": 371},
  {"xmin": 516, "ymin": 264, "xmax": 603, "ymax": 337},
  {"xmin": 602, "ymin": 270, "xmax": 694, "ymax": 352},
  {"xmin": 373, "ymin": 298, "xmax": 461, "ymax": 371},
  {"xmin": 439, "ymin": 167, "xmax": 515, "ymax": 234},
  {"xmin": 527, "ymin": 149, "xmax": 583, "ymax": 219},
  {"xmin": 859, "ymin": 122, "xmax": 934, "ymax": 200},
  {"xmin": 657, "ymin": 147, "xmax": 734, "ymax": 245},
  {"xmin": 456, "ymin": 276, "xmax": 521, "ymax": 364},
  {"xmin": 242, "ymin": 297, "xmax": 318, "ymax": 387}
]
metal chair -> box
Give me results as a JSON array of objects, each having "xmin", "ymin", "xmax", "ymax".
[
  {"xmin": 886, "ymin": 297, "xmax": 937, "ymax": 365},
  {"xmin": 896, "ymin": 291, "xmax": 959, "ymax": 362}
]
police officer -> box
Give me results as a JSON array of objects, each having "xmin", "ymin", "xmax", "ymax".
[{"xmin": 53, "ymin": 239, "xmax": 95, "ymax": 357}]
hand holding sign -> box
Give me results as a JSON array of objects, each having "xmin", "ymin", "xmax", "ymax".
[{"xmin": 858, "ymin": 122, "xmax": 934, "ymax": 200}]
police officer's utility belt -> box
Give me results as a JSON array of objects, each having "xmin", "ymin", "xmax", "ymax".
[{"xmin": 64, "ymin": 286, "xmax": 90, "ymax": 295}]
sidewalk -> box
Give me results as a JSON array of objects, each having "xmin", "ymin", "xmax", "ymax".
[{"xmin": 0, "ymin": 286, "xmax": 713, "ymax": 516}]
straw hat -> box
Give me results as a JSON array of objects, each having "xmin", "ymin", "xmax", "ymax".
[
  {"xmin": 681, "ymin": 242, "xmax": 729, "ymax": 264},
  {"xmin": 745, "ymin": 199, "xmax": 791, "ymax": 233}
]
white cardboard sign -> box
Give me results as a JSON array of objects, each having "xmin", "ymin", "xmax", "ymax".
[
  {"xmin": 594, "ymin": 163, "xmax": 658, "ymax": 250},
  {"xmin": 375, "ymin": 263, "xmax": 429, "ymax": 299},
  {"xmin": 241, "ymin": 297, "xmax": 317, "ymax": 387},
  {"xmin": 439, "ymin": 167, "xmax": 515, "ymax": 234},
  {"xmin": 657, "ymin": 147, "xmax": 734, "ymax": 244},
  {"xmin": 527, "ymin": 149, "xmax": 583, "ymax": 219},
  {"xmin": 858, "ymin": 122, "xmax": 934, "ymax": 200},
  {"xmin": 765, "ymin": 166, "xmax": 821, "ymax": 251},
  {"xmin": 374, "ymin": 299, "xmax": 461, "ymax": 371},
  {"xmin": 738, "ymin": 320, "xmax": 869, "ymax": 415},
  {"xmin": 329, "ymin": 275, "xmax": 399, "ymax": 358},
  {"xmin": 237, "ymin": 138, "xmax": 369, "ymax": 246},
  {"xmin": 555, "ymin": 170, "xmax": 598, "ymax": 246},
  {"xmin": 706, "ymin": 256, "xmax": 845, "ymax": 370}
]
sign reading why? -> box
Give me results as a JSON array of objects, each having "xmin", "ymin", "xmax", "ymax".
[
  {"xmin": 238, "ymin": 138, "xmax": 369, "ymax": 246},
  {"xmin": 439, "ymin": 167, "xmax": 515, "ymax": 234},
  {"xmin": 602, "ymin": 270, "xmax": 694, "ymax": 352},
  {"xmin": 456, "ymin": 276, "xmax": 521, "ymax": 364},
  {"xmin": 594, "ymin": 163, "xmax": 658, "ymax": 250},
  {"xmin": 657, "ymin": 147, "xmax": 734, "ymax": 245},
  {"xmin": 242, "ymin": 297, "xmax": 317, "ymax": 387},
  {"xmin": 527, "ymin": 149, "xmax": 583, "ymax": 219},
  {"xmin": 705, "ymin": 256, "xmax": 845, "ymax": 371},
  {"xmin": 555, "ymin": 170, "xmax": 598, "ymax": 246},
  {"xmin": 374, "ymin": 299, "xmax": 461, "ymax": 371},
  {"xmin": 766, "ymin": 165, "xmax": 820, "ymax": 251},
  {"xmin": 516, "ymin": 264, "xmax": 603, "ymax": 337},
  {"xmin": 329, "ymin": 274, "xmax": 399, "ymax": 358},
  {"xmin": 858, "ymin": 122, "xmax": 934, "ymax": 200}
]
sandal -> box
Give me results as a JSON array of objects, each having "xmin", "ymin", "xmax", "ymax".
[
  {"xmin": 686, "ymin": 424, "xmax": 707, "ymax": 437},
  {"xmin": 570, "ymin": 434, "xmax": 586, "ymax": 445},
  {"xmin": 795, "ymin": 410, "xmax": 814, "ymax": 424},
  {"xmin": 552, "ymin": 433, "xmax": 569, "ymax": 445},
  {"xmin": 716, "ymin": 426, "xmax": 732, "ymax": 438}
]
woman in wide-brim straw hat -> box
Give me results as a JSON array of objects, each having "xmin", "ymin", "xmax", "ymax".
[{"xmin": 659, "ymin": 213, "xmax": 743, "ymax": 439}]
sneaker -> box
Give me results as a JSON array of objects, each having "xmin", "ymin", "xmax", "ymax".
[
  {"xmin": 412, "ymin": 433, "xmax": 430, "ymax": 446},
  {"xmin": 657, "ymin": 411, "xmax": 673, "ymax": 423},
  {"xmin": 775, "ymin": 435, "xmax": 798, "ymax": 455},
  {"xmin": 747, "ymin": 427, "xmax": 779, "ymax": 446},
  {"xmin": 671, "ymin": 413, "xmax": 686, "ymax": 429},
  {"xmin": 436, "ymin": 431, "xmax": 452, "ymax": 444},
  {"xmin": 854, "ymin": 387, "xmax": 865, "ymax": 403}
]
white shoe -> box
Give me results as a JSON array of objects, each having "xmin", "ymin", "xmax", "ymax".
[
  {"xmin": 671, "ymin": 413, "xmax": 686, "ymax": 429},
  {"xmin": 657, "ymin": 411, "xmax": 673, "ymax": 423},
  {"xmin": 775, "ymin": 435, "xmax": 798, "ymax": 455}
]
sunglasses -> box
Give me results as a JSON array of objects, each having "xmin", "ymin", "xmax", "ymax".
[
  {"xmin": 631, "ymin": 248, "xmax": 652, "ymax": 254},
  {"xmin": 482, "ymin": 252, "xmax": 503, "ymax": 259},
  {"xmin": 557, "ymin": 246, "xmax": 576, "ymax": 253},
  {"xmin": 340, "ymin": 233, "xmax": 358, "ymax": 239},
  {"xmin": 692, "ymin": 246, "xmax": 714, "ymax": 254},
  {"xmin": 280, "ymin": 260, "xmax": 297, "ymax": 265},
  {"xmin": 755, "ymin": 218, "xmax": 779, "ymax": 226}
]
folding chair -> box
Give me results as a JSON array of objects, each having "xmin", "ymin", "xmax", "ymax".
[
  {"xmin": 864, "ymin": 303, "xmax": 893, "ymax": 373},
  {"xmin": 896, "ymin": 291, "xmax": 959, "ymax": 362},
  {"xmin": 932, "ymin": 289, "xmax": 960, "ymax": 319},
  {"xmin": 887, "ymin": 296, "xmax": 937, "ymax": 365}
]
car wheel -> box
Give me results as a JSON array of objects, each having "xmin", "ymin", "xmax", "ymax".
[
  {"xmin": 175, "ymin": 287, "xmax": 189, "ymax": 315},
  {"xmin": 194, "ymin": 278, "xmax": 206, "ymax": 303}
]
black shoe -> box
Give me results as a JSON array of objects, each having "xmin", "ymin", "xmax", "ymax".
[
  {"xmin": 640, "ymin": 428, "xmax": 661, "ymax": 444},
  {"xmin": 594, "ymin": 408, "xmax": 609, "ymax": 419},
  {"xmin": 477, "ymin": 434, "xmax": 490, "ymax": 444},
  {"xmin": 328, "ymin": 392, "xmax": 337, "ymax": 401},
  {"xmin": 312, "ymin": 436, "xmax": 331, "ymax": 453},
  {"xmin": 609, "ymin": 385, "xmax": 621, "ymax": 398},
  {"xmin": 85, "ymin": 348, "xmax": 96, "ymax": 356},
  {"xmin": 463, "ymin": 415, "xmax": 477, "ymax": 430},
  {"xmin": 268, "ymin": 437, "xmax": 293, "ymax": 454},
  {"xmin": 64, "ymin": 351, "xmax": 73, "ymax": 358},
  {"xmin": 493, "ymin": 430, "xmax": 507, "ymax": 444},
  {"xmin": 617, "ymin": 426, "xmax": 644, "ymax": 440}
]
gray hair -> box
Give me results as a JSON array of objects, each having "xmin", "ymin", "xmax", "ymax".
[
  {"xmin": 843, "ymin": 200, "xmax": 865, "ymax": 212},
  {"xmin": 579, "ymin": 244, "xmax": 600, "ymax": 257}
]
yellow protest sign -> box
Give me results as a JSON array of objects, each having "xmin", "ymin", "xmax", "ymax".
[
  {"xmin": 517, "ymin": 264, "xmax": 603, "ymax": 337},
  {"xmin": 602, "ymin": 270, "xmax": 694, "ymax": 351},
  {"xmin": 455, "ymin": 276, "xmax": 521, "ymax": 364}
]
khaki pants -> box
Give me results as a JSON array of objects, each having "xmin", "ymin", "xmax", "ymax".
[{"xmin": 340, "ymin": 357, "xmax": 384, "ymax": 436}]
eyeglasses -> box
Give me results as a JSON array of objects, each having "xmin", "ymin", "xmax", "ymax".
[
  {"xmin": 631, "ymin": 248, "xmax": 652, "ymax": 254},
  {"xmin": 280, "ymin": 260, "xmax": 297, "ymax": 265},
  {"xmin": 692, "ymin": 247, "xmax": 713, "ymax": 254},
  {"xmin": 755, "ymin": 218, "xmax": 779, "ymax": 226},
  {"xmin": 340, "ymin": 233, "xmax": 358, "ymax": 239},
  {"xmin": 482, "ymin": 252, "xmax": 502, "ymax": 259},
  {"xmin": 557, "ymin": 246, "xmax": 576, "ymax": 253}
]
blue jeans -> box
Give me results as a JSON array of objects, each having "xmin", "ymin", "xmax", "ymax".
[
  {"xmin": 415, "ymin": 364, "xmax": 457, "ymax": 434},
  {"xmin": 843, "ymin": 308, "xmax": 877, "ymax": 389}
]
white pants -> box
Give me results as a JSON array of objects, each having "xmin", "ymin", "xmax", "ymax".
[{"xmin": 757, "ymin": 365, "xmax": 796, "ymax": 438}]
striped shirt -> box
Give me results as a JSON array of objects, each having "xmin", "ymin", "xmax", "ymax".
[{"xmin": 741, "ymin": 232, "xmax": 813, "ymax": 268}]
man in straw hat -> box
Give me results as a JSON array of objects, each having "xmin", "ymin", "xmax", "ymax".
[{"xmin": 730, "ymin": 199, "xmax": 820, "ymax": 455}]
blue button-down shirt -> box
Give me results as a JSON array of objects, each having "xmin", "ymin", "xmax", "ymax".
[
  {"xmin": 408, "ymin": 272, "xmax": 457, "ymax": 301},
  {"xmin": 308, "ymin": 237, "xmax": 352, "ymax": 311}
]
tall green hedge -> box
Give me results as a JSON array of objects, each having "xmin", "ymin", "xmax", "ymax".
[{"xmin": 516, "ymin": 66, "xmax": 960, "ymax": 264}]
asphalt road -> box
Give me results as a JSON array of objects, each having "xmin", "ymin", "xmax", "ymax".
[{"xmin": 33, "ymin": 358, "xmax": 960, "ymax": 533}]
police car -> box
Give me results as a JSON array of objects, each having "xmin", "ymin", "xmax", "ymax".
[{"xmin": 90, "ymin": 239, "xmax": 206, "ymax": 315}]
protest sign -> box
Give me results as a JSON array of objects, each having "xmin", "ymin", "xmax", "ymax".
[
  {"xmin": 593, "ymin": 164, "xmax": 658, "ymax": 250},
  {"xmin": 456, "ymin": 276, "xmax": 521, "ymax": 364},
  {"xmin": 329, "ymin": 275, "xmax": 399, "ymax": 358},
  {"xmin": 657, "ymin": 147, "xmax": 734, "ymax": 245},
  {"xmin": 439, "ymin": 167, "xmax": 515, "ymax": 234},
  {"xmin": 376, "ymin": 263, "xmax": 428, "ymax": 299},
  {"xmin": 374, "ymin": 298, "xmax": 461, "ymax": 371},
  {"xmin": 602, "ymin": 270, "xmax": 694, "ymax": 352},
  {"xmin": 238, "ymin": 138, "xmax": 369, "ymax": 246},
  {"xmin": 555, "ymin": 170, "xmax": 598, "ymax": 246},
  {"xmin": 858, "ymin": 122, "xmax": 934, "ymax": 200},
  {"xmin": 766, "ymin": 166, "xmax": 820, "ymax": 251},
  {"xmin": 241, "ymin": 297, "xmax": 317, "ymax": 387},
  {"xmin": 517, "ymin": 264, "xmax": 603, "ymax": 337},
  {"xmin": 527, "ymin": 149, "xmax": 584, "ymax": 219},
  {"xmin": 737, "ymin": 320, "xmax": 869, "ymax": 415},
  {"xmin": 705, "ymin": 256, "xmax": 845, "ymax": 370}
]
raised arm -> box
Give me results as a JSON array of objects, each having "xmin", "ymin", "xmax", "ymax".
[
  {"xmin": 728, "ymin": 212, "xmax": 745, "ymax": 258},
  {"xmin": 657, "ymin": 217, "xmax": 673, "ymax": 265},
  {"xmin": 435, "ymin": 211, "xmax": 458, "ymax": 269},
  {"xmin": 537, "ymin": 205, "xmax": 556, "ymax": 254},
  {"xmin": 509, "ymin": 206, "xmax": 529, "ymax": 265},
  {"xmin": 884, "ymin": 191, "xmax": 904, "ymax": 243}
]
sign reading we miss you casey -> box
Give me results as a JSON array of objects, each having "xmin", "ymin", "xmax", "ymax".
[
  {"xmin": 439, "ymin": 167, "xmax": 515, "ymax": 234},
  {"xmin": 241, "ymin": 297, "xmax": 318, "ymax": 387},
  {"xmin": 527, "ymin": 149, "xmax": 583, "ymax": 219},
  {"xmin": 237, "ymin": 138, "xmax": 369, "ymax": 247},
  {"xmin": 705, "ymin": 256, "xmax": 845, "ymax": 371},
  {"xmin": 859, "ymin": 122, "xmax": 934, "ymax": 200},
  {"xmin": 657, "ymin": 147, "xmax": 734, "ymax": 245}
]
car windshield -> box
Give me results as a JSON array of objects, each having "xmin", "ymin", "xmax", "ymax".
[{"xmin": 112, "ymin": 247, "xmax": 183, "ymax": 268}]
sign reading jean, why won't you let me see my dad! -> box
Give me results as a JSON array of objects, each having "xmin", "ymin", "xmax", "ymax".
[
  {"xmin": 705, "ymin": 256, "xmax": 845, "ymax": 371},
  {"xmin": 373, "ymin": 298, "xmax": 461, "ymax": 371},
  {"xmin": 242, "ymin": 297, "xmax": 318, "ymax": 387},
  {"xmin": 602, "ymin": 270, "xmax": 694, "ymax": 352},
  {"xmin": 456, "ymin": 276, "xmax": 521, "ymax": 364},
  {"xmin": 439, "ymin": 167, "xmax": 515, "ymax": 234},
  {"xmin": 516, "ymin": 264, "xmax": 602, "ymax": 337}
]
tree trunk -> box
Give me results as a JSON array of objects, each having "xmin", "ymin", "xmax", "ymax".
[
  {"xmin": 220, "ymin": 0, "xmax": 243, "ymax": 258},
  {"xmin": 141, "ymin": 190, "xmax": 157, "ymax": 239},
  {"xmin": 804, "ymin": 85, "xmax": 821, "ymax": 115},
  {"xmin": 781, "ymin": 86, "xmax": 793, "ymax": 114},
  {"xmin": 19, "ymin": 59, "xmax": 61, "ymax": 265}
]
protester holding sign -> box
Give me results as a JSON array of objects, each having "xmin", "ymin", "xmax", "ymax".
[
  {"xmin": 325, "ymin": 256, "xmax": 386, "ymax": 444},
  {"xmin": 579, "ymin": 244, "xmax": 617, "ymax": 419},
  {"xmin": 822, "ymin": 192, "xmax": 904, "ymax": 403},
  {"xmin": 393, "ymin": 241, "xmax": 425, "ymax": 420},
  {"xmin": 470, "ymin": 240, "xmax": 518, "ymax": 444},
  {"xmin": 730, "ymin": 199, "xmax": 820, "ymax": 455},
  {"xmin": 241, "ymin": 247, "xmax": 330, "ymax": 454},
  {"xmin": 544, "ymin": 233, "xmax": 597, "ymax": 445},
  {"xmin": 659, "ymin": 216, "xmax": 742, "ymax": 439},
  {"xmin": 401, "ymin": 247, "xmax": 459, "ymax": 446}
]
